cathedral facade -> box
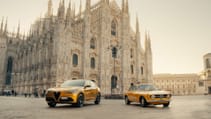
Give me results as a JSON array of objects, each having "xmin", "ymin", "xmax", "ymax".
[{"xmin": 0, "ymin": 0, "xmax": 153, "ymax": 95}]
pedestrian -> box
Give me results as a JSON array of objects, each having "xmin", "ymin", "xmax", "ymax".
[
  {"xmin": 12, "ymin": 90, "xmax": 14, "ymax": 96},
  {"xmin": 129, "ymin": 83, "xmax": 136, "ymax": 91}
]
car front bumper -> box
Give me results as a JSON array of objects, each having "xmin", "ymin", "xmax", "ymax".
[{"xmin": 46, "ymin": 92, "xmax": 78, "ymax": 104}]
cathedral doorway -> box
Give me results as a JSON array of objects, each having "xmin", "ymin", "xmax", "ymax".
[
  {"xmin": 5, "ymin": 57, "xmax": 13, "ymax": 85},
  {"xmin": 111, "ymin": 75, "xmax": 117, "ymax": 89},
  {"xmin": 208, "ymin": 87, "xmax": 211, "ymax": 94}
]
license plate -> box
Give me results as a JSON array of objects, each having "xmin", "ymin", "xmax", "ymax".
[{"xmin": 61, "ymin": 97, "xmax": 68, "ymax": 100}]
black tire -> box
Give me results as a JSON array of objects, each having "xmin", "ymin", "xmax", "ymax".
[
  {"xmin": 163, "ymin": 102, "xmax": 170, "ymax": 107},
  {"xmin": 76, "ymin": 94, "xmax": 84, "ymax": 107},
  {"xmin": 125, "ymin": 96, "xmax": 131, "ymax": 105},
  {"xmin": 48, "ymin": 102, "xmax": 56, "ymax": 108},
  {"xmin": 94, "ymin": 93, "xmax": 101, "ymax": 104},
  {"xmin": 140, "ymin": 97, "xmax": 147, "ymax": 107}
]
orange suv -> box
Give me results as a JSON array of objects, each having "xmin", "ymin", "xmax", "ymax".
[{"xmin": 45, "ymin": 79, "xmax": 101, "ymax": 107}]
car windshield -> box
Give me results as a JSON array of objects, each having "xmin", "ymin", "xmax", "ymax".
[
  {"xmin": 61, "ymin": 80, "xmax": 85, "ymax": 87},
  {"xmin": 136, "ymin": 85, "xmax": 158, "ymax": 91}
]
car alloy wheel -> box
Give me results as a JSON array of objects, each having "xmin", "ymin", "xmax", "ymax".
[
  {"xmin": 125, "ymin": 96, "xmax": 131, "ymax": 105},
  {"xmin": 77, "ymin": 94, "xmax": 84, "ymax": 107},
  {"xmin": 48, "ymin": 102, "xmax": 56, "ymax": 108},
  {"xmin": 163, "ymin": 102, "xmax": 170, "ymax": 107},
  {"xmin": 95, "ymin": 93, "xmax": 101, "ymax": 104},
  {"xmin": 140, "ymin": 97, "xmax": 147, "ymax": 107}
]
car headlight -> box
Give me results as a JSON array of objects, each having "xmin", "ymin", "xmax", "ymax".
[
  {"xmin": 167, "ymin": 94, "xmax": 172, "ymax": 98},
  {"xmin": 150, "ymin": 95, "xmax": 156, "ymax": 98}
]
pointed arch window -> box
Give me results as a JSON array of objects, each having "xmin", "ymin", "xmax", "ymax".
[
  {"xmin": 72, "ymin": 54, "xmax": 78, "ymax": 67},
  {"xmin": 141, "ymin": 66, "xmax": 144, "ymax": 75},
  {"xmin": 6, "ymin": 57, "xmax": 13, "ymax": 85},
  {"xmin": 111, "ymin": 20, "xmax": 117, "ymax": 36},
  {"xmin": 130, "ymin": 48, "xmax": 134, "ymax": 58},
  {"xmin": 131, "ymin": 65, "xmax": 134, "ymax": 74},
  {"xmin": 90, "ymin": 38, "xmax": 96, "ymax": 49},
  {"xmin": 206, "ymin": 59, "xmax": 210, "ymax": 69},
  {"xmin": 91, "ymin": 57, "xmax": 95, "ymax": 69}
]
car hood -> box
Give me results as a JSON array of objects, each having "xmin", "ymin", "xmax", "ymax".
[
  {"xmin": 148, "ymin": 90, "xmax": 171, "ymax": 95},
  {"xmin": 47, "ymin": 86, "xmax": 83, "ymax": 92},
  {"xmin": 134, "ymin": 90, "xmax": 171, "ymax": 95}
]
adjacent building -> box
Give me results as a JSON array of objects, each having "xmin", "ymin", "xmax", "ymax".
[
  {"xmin": 0, "ymin": 0, "xmax": 153, "ymax": 95},
  {"xmin": 153, "ymin": 74, "xmax": 200, "ymax": 95},
  {"xmin": 154, "ymin": 53, "xmax": 211, "ymax": 96},
  {"xmin": 198, "ymin": 53, "xmax": 211, "ymax": 94}
]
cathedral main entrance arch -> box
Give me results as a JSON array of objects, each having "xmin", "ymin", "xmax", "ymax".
[
  {"xmin": 5, "ymin": 57, "xmax": 13, "ymax": 86},
  {"xmin": 208, "ymin": 87, "xmax": 211, "ymax": 94},
  {"xmin": 111, "ymin": 75, "xmax": 117, "ymax": 90}
]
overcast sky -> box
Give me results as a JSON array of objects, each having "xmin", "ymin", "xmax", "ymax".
[{"xmin": 0, "ymin": 0, "xmax": 211, "ymax": 74}]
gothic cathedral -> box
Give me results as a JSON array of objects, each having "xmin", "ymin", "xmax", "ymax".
[{"xmin": 0, "ymin": 0, "xmax": 153, "ymax": 95}]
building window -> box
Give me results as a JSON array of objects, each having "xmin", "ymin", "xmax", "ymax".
[
  {"xmin": 111, "ymin": 20, "xmax": 117, "ymax": 36},
  {"xmin": 111, "ymin": 75, "xmax": 117, "ymax": 89},
  {"xmin": 199, "ymin": 81, "xmax": 204, "ymax": 87},
  {"xmin": 206, "ymin": 59, "xmax": 210, "ymax": 69},
  {"xmin": 72, "ymin": 54, "xmax": 78, "ymax": 66},
  {"xmin": 131, "ymin": 65, "xmax": 134, "ymax": 74},
  {"xmin": 91, "ymin": 57, "xmax": 95, "ymax": 69},
  {"xmin": 5, "ymin": 57, "xmax": 13, "ymax": 85},
  {"xmin": 130, "ymin": 48, "xmax": 133, "ymax": 58},
  {"xmin": 90, "ymin": 38, "xmax": 96, "ymax": 49},
  {"xmin": 141, "ymin": 67, "xmax": 144, "ymax": 75}
]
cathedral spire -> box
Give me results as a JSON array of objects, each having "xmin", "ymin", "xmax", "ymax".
[
  {"xmin": 66, "ymin": 0, "xmax": 72, "ymax": 27},
  {"xmin": 147, "ymin": 31, "xmax": 152, "ymax": 53},
  {"xmin": 4, "ymin": 17, "xmax": 8, "ymax": 35},
  {"xmin": 136, "ymin": 15, "xmax": 141, "ymax": 49},
  {"xmin": 16, "ymin": 21, "xmax": 20, "ymax": 38},
  {"xmin": 0, "ymin": 17, "xmax": 4, "ymax": 34},
  {"xmin": 126, "ymin": 0, "xmax": 129, "ymax": 13},
  {"xmin": 136, "ymin": 15, "xmax": 139, "ymax": 33},
  {"xmin": 122, "ymin": 0, "xmax": 125, "ymax": 12},
  {"xmin": 79, "ymin": 0, "xmax": 82, "ymax": 17},
  {"xmin": 145, "ymin": 30, "xmax": 152, "ymax": 53},
  {"xmin": 86, "ymin": 0, "xmax": 91, "ymax": 11},
  {"xmin": 66, "ymin": 0, "xmax": 72, "ymax": 19},
  {"xmin": 72, "ymin": 3, "xmax": 76, "ymax": 18},
  {"xmin": 57, "ymin": 0, "xmax": 65, "ymax": 19},
  {"xmin": 101, "ymin": 0, "xmax": 109, "ymax": 5},
  {"xmin": 47, "ymin": 0, "xmax": 53, "ymax": 17},
  {"xmin": 145, "ymin": 30, "xmax": 148, "ymax": 50},
  {"xmin": 63, "ymin": 0, "xmax": 65, "ymax": 6}
]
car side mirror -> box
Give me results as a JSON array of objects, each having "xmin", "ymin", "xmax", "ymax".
[{"xmin": 84, "ymin": 85, "xmax": 91, "ymax": 89}]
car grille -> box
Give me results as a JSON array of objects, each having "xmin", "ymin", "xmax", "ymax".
[
  {"xmin": 154, "ymin": 94, "xmax": 168, "ymax": 98},
  {"xmin": 46, "ymin": 97, "xmax": 55, "ymax": 102},
  {"xmin": 59, "ymin": 97, "xmax": 73, "ymax": 102},
  {"xmin": 54, "ymin": 92, "xmax": 61, "ymax": 100}
]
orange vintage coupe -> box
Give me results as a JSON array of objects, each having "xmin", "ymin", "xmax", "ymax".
[
  {"xmin": 125, "ymin": 84, "xmax": 171, "ymax": 107},
  {"xmin": 45, "ymin": 79, "xmax": 101, "ymax": 107}
]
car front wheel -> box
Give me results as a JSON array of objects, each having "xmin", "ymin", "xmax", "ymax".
[
  {"xmin": 94, "ymin": 93, "xmax": 101, "ymax": 104},
  {"xmin": 163, "ymin": 102, "xmax": 170, "ymax": 107},
  {"xmin": 125, "ymin": 96, "xmax": 131, "ymax": 105},
  {"xmin": 48, "ymin": 102, "xmax": 56, "ymax": 108},
  {"xmin": 140, "ymin": 97, "xmax": 147, "ymax": 107},
  {"xmin": 76, "ymin": 94, "xmax": 84, "ymax": 107}
]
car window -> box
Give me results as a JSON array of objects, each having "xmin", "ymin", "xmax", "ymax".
[
  {"xmin": 90, "ymin": 81, "xmax": 97, "ymax": 87},
  {"xmin": 137, "ymin": 85, "xmax": 157, "ymax": 91},
  {"xmin": 61, "ymin": 80, "xmax": 85, "ymax": 87},
  {"xmin": 129, "ymin": 86, "xmax": 137, "ymax": 91}
]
